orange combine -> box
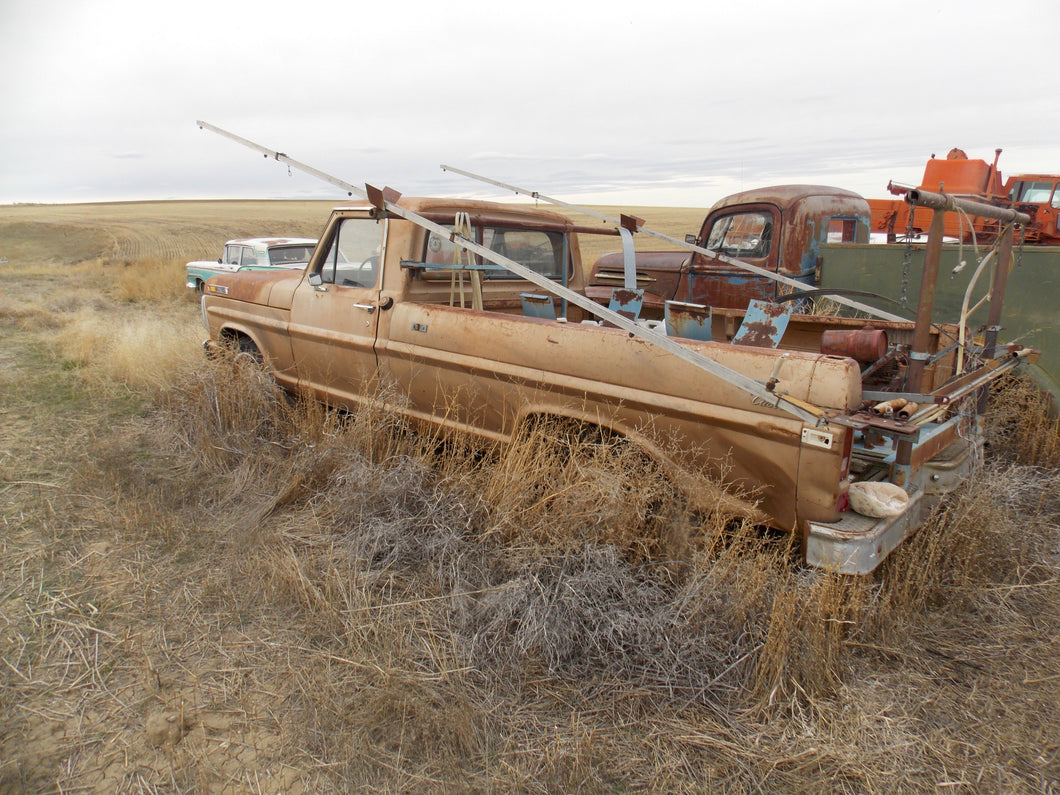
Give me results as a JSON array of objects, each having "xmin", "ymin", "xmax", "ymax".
[{"xmin": 869, "ymin": 148, "xmax": 1060, "ymax": 244}]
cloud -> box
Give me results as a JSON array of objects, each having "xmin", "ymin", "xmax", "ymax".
[{"xmin": 2, "ymin": 0, "xmax": 1059, "ymax": 206}]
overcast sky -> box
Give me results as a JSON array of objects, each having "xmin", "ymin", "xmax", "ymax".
[{"xmin": 2, "ymin": 0, "xmax": 1059, "ymax": 208}]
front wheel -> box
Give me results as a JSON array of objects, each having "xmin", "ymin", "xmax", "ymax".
[{"xmin": 234, "ymin": 335, "xmax": 263, "ymax": 364}]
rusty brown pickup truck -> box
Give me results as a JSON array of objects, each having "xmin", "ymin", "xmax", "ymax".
[{"xmin": 199, "ymin": 194, "xmax": 1035, "ymax": 574}]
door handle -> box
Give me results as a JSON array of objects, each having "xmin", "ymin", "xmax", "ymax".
[{"xmin": 352, "ymin": 303, "xmax": 376, "ymax": 314}]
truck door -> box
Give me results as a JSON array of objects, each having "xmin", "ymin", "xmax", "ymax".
[
  {"xmin": 289, "ymin": 214, "xmax": 387, "ymax": 407},
  {"xmin": 687, "ymin": 205, "xmax": 781, "ymax": 310}
]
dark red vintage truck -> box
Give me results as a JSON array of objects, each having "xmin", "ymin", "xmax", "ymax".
[{"xmin": 587, "ymin": 185, "xmax": 871, "ymax": 317}]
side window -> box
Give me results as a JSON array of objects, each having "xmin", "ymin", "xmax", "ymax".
[
  {"xmin": 225, "ymin": 245, "xmax": 240, "ymax": 265},
  {"xmin": 1051, "ymin": 185, "xmax": 1060, "ymax": 210},
  {"xmin": 316, "ymin": 218, "xmax": 384, "ymax": 288},
  {"xmin": 706, "ymin": 211, "xmax": 773, "ymax": 258},
  {"xmin": 240, "ymin": 247, "xmax": 258, "ymax": 267}
]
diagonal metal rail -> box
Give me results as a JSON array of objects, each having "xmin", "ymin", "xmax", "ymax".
[
  {"xmin": 440, "ymin": 163, "xmax": 907, "ymax": 324},
  {"xmin": 196, "ymin": 121, "xmax": 825, "ymax": 423}
]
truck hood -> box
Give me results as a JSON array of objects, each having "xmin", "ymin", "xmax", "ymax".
[{"xmin": 205, "ymin": 269, "xmax": 303, "ymax": 308}]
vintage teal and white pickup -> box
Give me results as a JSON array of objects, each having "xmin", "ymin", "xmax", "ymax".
[{"xmin": 185, "ymin": 237, "xmax": 317, "ymax": 293}]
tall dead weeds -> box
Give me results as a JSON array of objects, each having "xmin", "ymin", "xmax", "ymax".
[
  {"xmin": 986, "ymin": 371, "xmax": 1060, "ymax": 466},
  {"xmin": 120, "ymin": 342, "xmax": 1060, "ymax": 789},
  {"xmin": 157, "ymin": 356, "xmax": 877, "ymax": 707}
]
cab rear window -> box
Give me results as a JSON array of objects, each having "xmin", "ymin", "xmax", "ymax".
[{"xmin": 423, "ymin": 226, "xmax": 570, "ymax": 281}]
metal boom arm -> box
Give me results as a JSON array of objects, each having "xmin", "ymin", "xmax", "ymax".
[
  {"xmin": 440, "ymin": 164, "xmax": 907, "ymax": 324},
  {"xmin": 195, "ymin": 121, "xmax": 826, "ymax": 424}
]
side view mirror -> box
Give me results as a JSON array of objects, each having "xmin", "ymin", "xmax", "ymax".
[
  {"xmin": 685, "ymin": 234, "xmax": 699, "ymax": 246},
  {"xmin": 308, "ymin": 273, "xmax": 322, "ymax": 287},
  {"xmin": 217, "ymin": 257, "xmax": 223, "ymax": 264}
]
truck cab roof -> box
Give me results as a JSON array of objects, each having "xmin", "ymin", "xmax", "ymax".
[
  {"xmin": 328, "ymin": 197, "xmax": 576, "ymax": 230},
  {"xmin": 709, "ymin": 184, "xmax": 868, "ymax": 212}
]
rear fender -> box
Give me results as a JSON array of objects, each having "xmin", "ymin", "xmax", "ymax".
[{"xmin": 512, "ymin": 408, "xmax": 764, "ymax": 522}]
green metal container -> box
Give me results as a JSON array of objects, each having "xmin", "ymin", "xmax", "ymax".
[{"xmin": 820, "ymin": 242, "xmax": 1060, "ymax": 396}]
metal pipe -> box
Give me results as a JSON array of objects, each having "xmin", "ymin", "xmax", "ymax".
[
  {"xmin": 871, "ymin": 398, "xmax": 909, "ymax": 417},
  {"xmin": 978, "ymin": 224, "xmax": 1016, "ymax": 413},
  {"xmin": 896, "ymin": 402, "xmax": 919, "ymax": 420},
  {"xmin": 982, "ymin": 224, "xmax": 1015, "ymax": 359},
  {"xmin": 905, "ymin": 209, "xmax": 947, "ymax": 395},
  {"xmin": 904, "ymin": 187, "xmax": 1031, "ymax": 225}
]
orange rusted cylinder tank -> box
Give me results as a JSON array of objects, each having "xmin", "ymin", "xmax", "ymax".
[{"xmin": 821, "ymin": 328, "xmax": 888, "ymax": 362}]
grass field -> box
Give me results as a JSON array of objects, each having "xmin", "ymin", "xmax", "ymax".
[{"xmin": 1, "ymin": 201, "xmax": 1058, "ymax": 793}]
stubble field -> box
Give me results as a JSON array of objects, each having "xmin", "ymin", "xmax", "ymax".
[{"xmin": 1, "ymin": 200, "xmax": 1059, "ymax": 793}]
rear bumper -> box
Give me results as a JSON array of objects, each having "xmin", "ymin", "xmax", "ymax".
[
  {"xmin": 807, "ymin": 495, "xmax": 927, "ymax": 574},
  {"xmin": 806, "ymin": 432, "xmax": 981, "ymax": 574}
]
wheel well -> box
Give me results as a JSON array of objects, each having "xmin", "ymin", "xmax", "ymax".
[
  {"xmin": 219, "ymin": 328, "xmax": 260, "ymax": 356},
  {"xmin": 515, "ymin": 410, "xmax": 684, "ymax": 476},
  {"xmin": 517, "ymin": 412, "xmax": 628, "ymax": 447}
]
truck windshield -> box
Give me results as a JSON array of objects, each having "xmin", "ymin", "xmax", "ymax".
[
  {"xmin": 706, "ymin": 211, "xmax": 773, "ymax": 258},
  {"xmin": 423, "ymin": 226, "xmax": 569, "ymax": 281},
  {"xmin": 1010, "ymin": 180, "xmax": 1058, "ymax": 205}
]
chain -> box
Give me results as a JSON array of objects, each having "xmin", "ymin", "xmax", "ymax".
[{"xmin": 899, "ymin": 206, "xmax": 916, "ymax": 309}]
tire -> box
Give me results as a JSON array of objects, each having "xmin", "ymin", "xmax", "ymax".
[{"xmin": 233, "ymin": 335, "xmax": 263, "ymax": 366}]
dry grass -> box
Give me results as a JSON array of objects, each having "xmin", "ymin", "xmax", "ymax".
[
  {"xmin": 985, "ymin": 371, "xmax": 1060, "ymax": 467},
  {"xmin": 1, "ymin": 201, "xmax": 1058, "ymax": 793},
  {"xmin": 53, "ymin": 301, "xmax": 203, "ymax": 394},
  {"xmin": 145, "ymin": 351, "xmax": 1060, "ymax": 791}
]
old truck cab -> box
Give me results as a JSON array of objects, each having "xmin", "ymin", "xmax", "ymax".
[
  {"xmin": 588, "ymin": 185, "xmax": 870, "ymax": 316},
  {"xmin": 1006, "ymin": 175, "xmax": 1060, "ymax": 242}
]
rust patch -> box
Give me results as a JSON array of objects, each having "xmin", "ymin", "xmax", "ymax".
[
  {"xmin": 733, "ymin": 321, "xmax": 778, "ymax": 347},
  {"xmin": 757, "ymin": 302, "xmax": 790, "ymax": 319}
]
